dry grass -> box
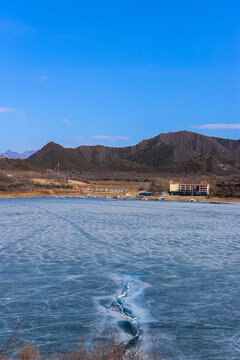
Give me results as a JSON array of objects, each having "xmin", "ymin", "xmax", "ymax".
[
  {"xmin": 0, "ymin": 330, "xmax": 163, "ymax": 360},
  {"xmin": 0, "ymin": 337, "xmax": 164, "ymax": 360}
]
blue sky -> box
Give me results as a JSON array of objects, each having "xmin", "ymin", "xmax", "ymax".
[{"xmin": 0, "ymin": 0, "xmax": 239, "ymax": 152}]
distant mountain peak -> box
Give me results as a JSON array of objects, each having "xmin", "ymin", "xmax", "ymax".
[{"xmin": 1, "ymin": 149, "xmax": 36, "ymax": 159}]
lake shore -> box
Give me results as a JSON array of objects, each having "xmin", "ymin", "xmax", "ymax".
[{"xmin": 0, "ymin": 188, "xmax": 239, "ymax": 203}]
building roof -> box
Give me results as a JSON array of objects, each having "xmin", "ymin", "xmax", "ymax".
[{"xmin": 170, "ymin": 180, "xmax": 209, "ymax": 186}]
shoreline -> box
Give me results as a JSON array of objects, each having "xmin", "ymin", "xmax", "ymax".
[{"xmin": 0, "ymin": 189, "xmax": 239, "ymax": 203}]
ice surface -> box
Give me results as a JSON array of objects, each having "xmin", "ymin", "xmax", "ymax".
[{"xmin": 0, "ymin": 198, "xmax": 239, "ymax": 358}]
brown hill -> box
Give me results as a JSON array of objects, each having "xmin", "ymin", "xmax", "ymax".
[
  {"xmin": 0, "ymin": 157, "xmax": 35, "ymax": 171},
  {"xmin": 28, "ymin": 131, "xmax": 240, "ymax": 175}
]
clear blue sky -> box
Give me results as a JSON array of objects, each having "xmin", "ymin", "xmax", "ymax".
[{"xmin": 0, "ymin": 0, "xmax": 239, "ymax": 152}]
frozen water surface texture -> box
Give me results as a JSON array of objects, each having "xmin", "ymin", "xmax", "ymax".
[{"xmin": 0, "ymin": 198, "xmax": 239, "ymax": 359}]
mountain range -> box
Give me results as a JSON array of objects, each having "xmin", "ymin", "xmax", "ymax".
[
  {"xmin": 2, "ymin": 150, "xmax": 35, "ymax": 159},
  {"xmin": 28, "ymin": 131, "xmax": 240, "ymax": 175}
]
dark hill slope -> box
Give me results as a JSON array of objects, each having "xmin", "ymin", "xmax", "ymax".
[
  {"xmin": 28, "ymin": 131, "xmax": 240, "ymax": 175},
  {"xmin": 29, "ymin": 142, "xmax": 89, "ymax": 170},
  {"xmin": 0, "ymin": 158, "xmax": 35, "ymax": 171}
]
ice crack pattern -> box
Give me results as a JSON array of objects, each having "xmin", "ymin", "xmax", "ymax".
[{"xmin": 112, "ymin": 280, "xmax": 141, "ymax": 347}]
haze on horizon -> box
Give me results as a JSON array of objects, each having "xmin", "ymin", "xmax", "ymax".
[{"xmin": 0, "ymin": 0, "xmax": 239, "ymax": 152}]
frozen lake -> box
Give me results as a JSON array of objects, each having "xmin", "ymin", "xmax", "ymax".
[{"xmin": 0, "ymin": 198, "xmax": 239, "ymax": 359}]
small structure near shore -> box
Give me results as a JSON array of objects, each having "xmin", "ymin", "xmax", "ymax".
[{"xmin": 169, "ymin": 180, "xmax": 210, "ymax": 196}]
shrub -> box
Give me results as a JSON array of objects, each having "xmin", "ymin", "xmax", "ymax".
[{"xmin": 0, "ymin": 336, "xmax": 164, "ymax": 360}]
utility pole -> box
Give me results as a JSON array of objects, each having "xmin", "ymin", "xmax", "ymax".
[{"xmin": 57, "ymin": 162, "xmax": 60, "ymax": 174}]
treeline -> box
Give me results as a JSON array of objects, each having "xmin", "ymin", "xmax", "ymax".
[
  {"xmin": 210, "ymin": 181, "xmax": 240, "ymax": 198},
  {"xmin": 0, "ymin": 173, "xmax": 73, "ymax": 192},
  {"xmin": 0, "ymin": 173, "xmax": 32, "ymax": 192}
]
